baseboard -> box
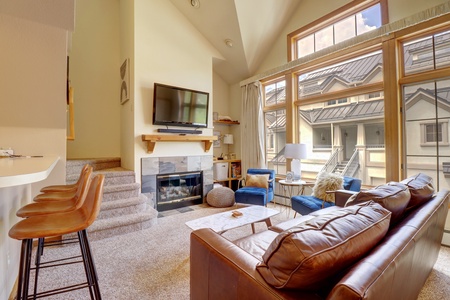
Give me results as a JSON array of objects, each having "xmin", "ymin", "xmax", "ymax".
[
  {"xmin": 8, "ymin": 276, "xmax": 18, "ymax": 300},
  {"xmin": 442, "ymin": 229, "xmax": 450, "ymax": 246}
]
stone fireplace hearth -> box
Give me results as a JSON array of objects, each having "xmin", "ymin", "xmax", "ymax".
[{"xmin": 141, "ymin": 156, "xmax": 214, "ymax": 211}]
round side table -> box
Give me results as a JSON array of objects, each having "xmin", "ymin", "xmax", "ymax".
[{"xmin": 278, "ymin": 179, "xmax": 306, "ymax": 217}]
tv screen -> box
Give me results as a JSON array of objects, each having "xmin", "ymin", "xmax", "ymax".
[{"xmin": 153, "ymin": 83, "xmax": 209, "ymax": 128}]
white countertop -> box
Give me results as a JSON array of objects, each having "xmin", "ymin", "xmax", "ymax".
[{"xmin": 0, "ymin": 156, "xmax": 59, "ymax": 188}]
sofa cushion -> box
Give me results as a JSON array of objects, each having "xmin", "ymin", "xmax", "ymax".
[
  {"xmin": 345, "ymin": 182, "xmax": 411, "ymax": 224},
  {"xmin": 400, "ymin": 173, "xmax": 435, "ymax": 209},
  {"xmin": 269, "ymin": 215, "xmax": 315, "ymax": 233},
  {"xmin": 256, "ymin": 201, "xmax": 391, "ymax": 290},
  {"xmin": 312, "ymin": 172, "xmax": 343, "ymax": 203},
  {"xmin": 234, "ymin": 230, "xmax": 279, "ymax": 260}
]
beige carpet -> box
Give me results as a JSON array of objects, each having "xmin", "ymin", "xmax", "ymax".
[{"xmin": 23, "ymin": 204, "xmax": 450, "ymax": 299}]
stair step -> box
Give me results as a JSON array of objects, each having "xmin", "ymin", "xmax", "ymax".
[
  {"xmin": 98, "ymin": 195, "xmax": 147, "ymax": 219},
  {"xmin": 87, "ymin": 206, "xmax": 159, "ymax": 241},
  {"xmin": 102, "ymin": 183, "xmax": 141, "ymax": 201},
  {"xmin": 64, "ymin": 158, "xmax": 159, "ymax": 241},
  {"xmin": 66, "ymin": 157, "xmax": 121, "ymax": 177}
]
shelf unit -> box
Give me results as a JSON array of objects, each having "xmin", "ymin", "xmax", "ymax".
[
  {"xmin": 141, "ymin": 135, "xmax": 217, "ymax": 153},
  {"xmin": 213, "ymin": 159, "xmax": 241, "ymax": 190},
  {"xmin": 213, "ymin": 120, "xmax": 240, "ymax": 125}
]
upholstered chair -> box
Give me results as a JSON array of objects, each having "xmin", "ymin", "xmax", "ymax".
[
  {"xmin": 291, "ymin": 174, "xmax": 361, "ymax": 216},
  {"xmin": 234, "ymin": 168, "xmax": 275, "ymax": 206}
]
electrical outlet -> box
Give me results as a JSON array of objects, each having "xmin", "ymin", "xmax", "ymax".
[{"xmin": 0, "ymin": 148, "xmax": 13, "ymax": 156}]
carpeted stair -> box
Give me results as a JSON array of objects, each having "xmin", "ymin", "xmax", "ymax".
[{"xmin": 67, "ymin": 158, "xmax": 158, "ymax": 240}]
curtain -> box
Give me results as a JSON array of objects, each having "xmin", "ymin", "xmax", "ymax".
[{"xmin": 241, "ymin": 82, "xmax": 266, "ymax": 174}]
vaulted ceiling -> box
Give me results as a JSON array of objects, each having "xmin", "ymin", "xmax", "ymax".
[{"xmin": 169, "ymin": 0, "xmax": 301, "ymax": 84}]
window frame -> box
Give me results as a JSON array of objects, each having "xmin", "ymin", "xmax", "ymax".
[{"xmin": 287, "ymin": 0, "xmax": 388, "ymax": 61}]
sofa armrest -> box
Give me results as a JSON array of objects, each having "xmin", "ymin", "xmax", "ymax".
[
  {"xmin": 190, "ymin": 228, "xmax": 320, "ymax": 300},
  {"xmin": 333, "ymin": 190, "xmax": 358, "ymax": 207}
]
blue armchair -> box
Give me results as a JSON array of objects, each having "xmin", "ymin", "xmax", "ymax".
[
  {"xmin": 235, "ymin": 168, "xmax": 275, "ymax": 206},
  {"xmin": 291, "ymin": 176, "xmax": 361, "ymax": 216}
]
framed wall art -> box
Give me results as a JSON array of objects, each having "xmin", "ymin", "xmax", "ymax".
[{"xmin": 120, "ymin": 58, "xmax": 130, "ymax": 104}]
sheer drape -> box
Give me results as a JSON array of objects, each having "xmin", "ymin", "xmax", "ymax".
[{"xmin": 241, "ymin": 82, "xmax": 266, "ymax": 174}]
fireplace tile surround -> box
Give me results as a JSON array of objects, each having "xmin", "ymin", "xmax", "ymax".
[{"xmin": 141, "ymin": 155, "xmax": 214, "ymax": 210}]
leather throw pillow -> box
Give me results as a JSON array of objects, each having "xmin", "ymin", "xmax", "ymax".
[
  {"xmin": 345, "ymin": 182, "xmax": 410, "ymax": 224},
  {"xmin": 256, "ymin": 201, "xmax": 391, "ymax": 290},
  {"xmin": 246, "ymin": 174, "xmax": 269, "ymax": 189},
  {"xmin": 400, "ymin": 173, "xmax": 435, "ymax": 209}
]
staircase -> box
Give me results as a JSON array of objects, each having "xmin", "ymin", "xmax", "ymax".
[
  {"xmin": 332, "ymin": 161, "xmax": 348, "ymax": 175},
  {"xmin": 66, "ymin": 158, "xmax": 158, "ymax": 241}
]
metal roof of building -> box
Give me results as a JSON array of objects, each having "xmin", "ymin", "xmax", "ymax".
[{"xmin": 300, "ymin": 99, "xmax": 384, "ymax": 125}]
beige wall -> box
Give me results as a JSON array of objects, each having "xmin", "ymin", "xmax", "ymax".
[
  {"xmin": 131, "ymin": 0, "xmax": 223, "ymax": 180},
  {"xmin": 0, "ymin": 2, "xmax": 74, "ymax": 297},
  {"xmin": 213, "ymin": 72, "xmax": 232, "ymax": 158},
  {"xmin": 67, "ymin": 0, "xmax": 121, "ymax": 159}
]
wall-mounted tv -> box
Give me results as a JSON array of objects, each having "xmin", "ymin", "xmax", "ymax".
[{"xmin": 153, "ymin": 83, "xmax": 209, "ymax": 128}]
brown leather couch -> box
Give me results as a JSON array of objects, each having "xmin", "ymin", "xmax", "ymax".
[{"xmin": 190, "ymin": 174, "xmax": 449, "ymax": 299}]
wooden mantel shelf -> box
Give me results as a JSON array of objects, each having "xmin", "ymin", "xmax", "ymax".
[{"xmin": 142, "ymin": 134, "xmax": 218, "ymax": 153}]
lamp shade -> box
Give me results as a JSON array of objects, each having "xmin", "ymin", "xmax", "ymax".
[
  {"xmin": 284, "ymin": 143, "xmax": 307, "ymax": 159},
  {"xmin": 223, "ymin": 134, "xmax": 234, "ymax": 145}
]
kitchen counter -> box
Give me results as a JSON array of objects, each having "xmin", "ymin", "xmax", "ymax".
[
  {"xmin": 0, "ymin": 155, "xmax": 59, "ymax": 299},
  {"xmin": 0, "ymin": 156, "xmax": 59, "ymax": 188}
]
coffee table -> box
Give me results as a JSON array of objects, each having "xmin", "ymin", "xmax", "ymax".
[{"xmin": 185, "ymin": 205, "xmax": 280, "ymax": 234}]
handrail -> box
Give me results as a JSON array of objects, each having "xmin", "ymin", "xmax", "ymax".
[
  {"xmin": 341, "ymin": 149, "xmax": 359, "ymax": 177},
  {"xmin": 321, "ymin": 148, "xmax": 340, "ymax": 173}
]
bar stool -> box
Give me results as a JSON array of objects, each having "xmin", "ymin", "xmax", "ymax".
[
  {"xmin": 16, "ymin": 166, "xmax": 92, "ymax": 218},
  {"xmin": 9, "ymin": 174, "xmax": 105, "ymax": 300},
  {"xmin": 33, "ymin": 165, "xmax": 93, "ymax": 203},
  {"xmin": 39, "ymin": 164, "xmax": 91, "ymax": 193}
]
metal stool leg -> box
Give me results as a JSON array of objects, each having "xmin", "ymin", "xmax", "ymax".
[{"xmin": 81, "ymin": 229, "xmax": 102, "ymax": 299}]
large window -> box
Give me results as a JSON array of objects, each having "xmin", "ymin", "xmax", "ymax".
[
  {"xmin": 401, "ymin": 26, "xmax": 450, "ymax": 190},
  {"xmin": 289, "ymin": 0, "xmax": 384, "ymax": 60},
  {"xmin": 403, "ymin": 30, "xmax": 450, "ymax": 75},
  {"xmin": 297, "ymin": 51, "xmax": 383, "ymax": 99},
  {"xmin": 264, "ymin": 109, "xmax": 287, "ymax": 175}
]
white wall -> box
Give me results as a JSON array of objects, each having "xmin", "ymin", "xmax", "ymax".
[
  {"xmin": 131, "ymin": 0, "xmax": 223, "ymax": 180},
  {"xmin": 67, "ymin": 0, "xmax": 121, "ymax": 158}
]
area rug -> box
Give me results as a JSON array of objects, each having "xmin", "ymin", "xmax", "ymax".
[{"xmin": 21, "ymin": 204, "xmax": 450, "ymax": 299}]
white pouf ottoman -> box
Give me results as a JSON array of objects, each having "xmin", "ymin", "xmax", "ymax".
[{"xmin": 207, "ymin": 186, "xmax": 235, "ymax": 207}]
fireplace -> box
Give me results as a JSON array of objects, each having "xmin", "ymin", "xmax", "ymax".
[{"xmin": 156, "ymin": 171, "xmax": 203, "ymax": 211}]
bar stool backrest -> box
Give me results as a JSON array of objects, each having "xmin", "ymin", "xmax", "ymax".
[
  {"xmin": 72, "ymin": 165, "xmax": 94, "ymax": 209},
  {"xmin": 79, "ymin": 174, "xmax": 105, "ymax": 228}
]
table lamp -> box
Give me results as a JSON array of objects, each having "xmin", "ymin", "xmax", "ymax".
[
  {"xmin": 223, "ymin": 134, "xmax": 234, "ymax": 156},
  {"xmin": 284, "ymin": 143, "xmax": 307, "ymax": 181}
]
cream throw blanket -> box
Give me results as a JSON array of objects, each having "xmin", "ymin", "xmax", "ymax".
[{"xmin": 312, "ymin": 172, "xmax": 344, "ymax": 203}]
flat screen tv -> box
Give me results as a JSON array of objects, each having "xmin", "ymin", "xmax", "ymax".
[{"xmin": 153, "ymin": 83, "xmax": 209, "ymax": 128}]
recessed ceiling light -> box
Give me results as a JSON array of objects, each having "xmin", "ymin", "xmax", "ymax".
[
  {"xmin": 225, "ymin": 39, "xmax": 233, "ymax": 48},
  {"xmin": 190, "ymin": 0, "xmax": 200, "ymax": 9}
]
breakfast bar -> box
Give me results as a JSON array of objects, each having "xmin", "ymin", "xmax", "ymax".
[{"xmin": 0, "ymin": 156, "xmax": 59, "ymax": 300}]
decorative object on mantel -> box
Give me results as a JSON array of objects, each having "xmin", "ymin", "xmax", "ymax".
[
  {"xmin": 120, "ymin": 58, "xmax": 130, "ymax": 104},
  {"xmin": 141, "ymin": 134, "xmax": 218, "ymax": 153}
]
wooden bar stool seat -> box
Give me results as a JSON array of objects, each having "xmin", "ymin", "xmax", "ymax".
[
  {"xmin": 17, "ymin": 166, "xmax": 92, "ymax": 218},
  {"xmin": 9, "ymin": 174, "xmax": 105, "ymax": 300},
  {"xmin": 39, "ymin": 164, "xmax": 91, "ymax": 194},
  {"xmin": 33, "ymin": 165, "xmax": 93, "ymax": 203}
]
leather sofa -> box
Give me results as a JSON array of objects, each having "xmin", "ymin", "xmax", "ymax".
[{"xmin": 190, "ymin": 174, "xmax": 449, "ymax": 299}]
